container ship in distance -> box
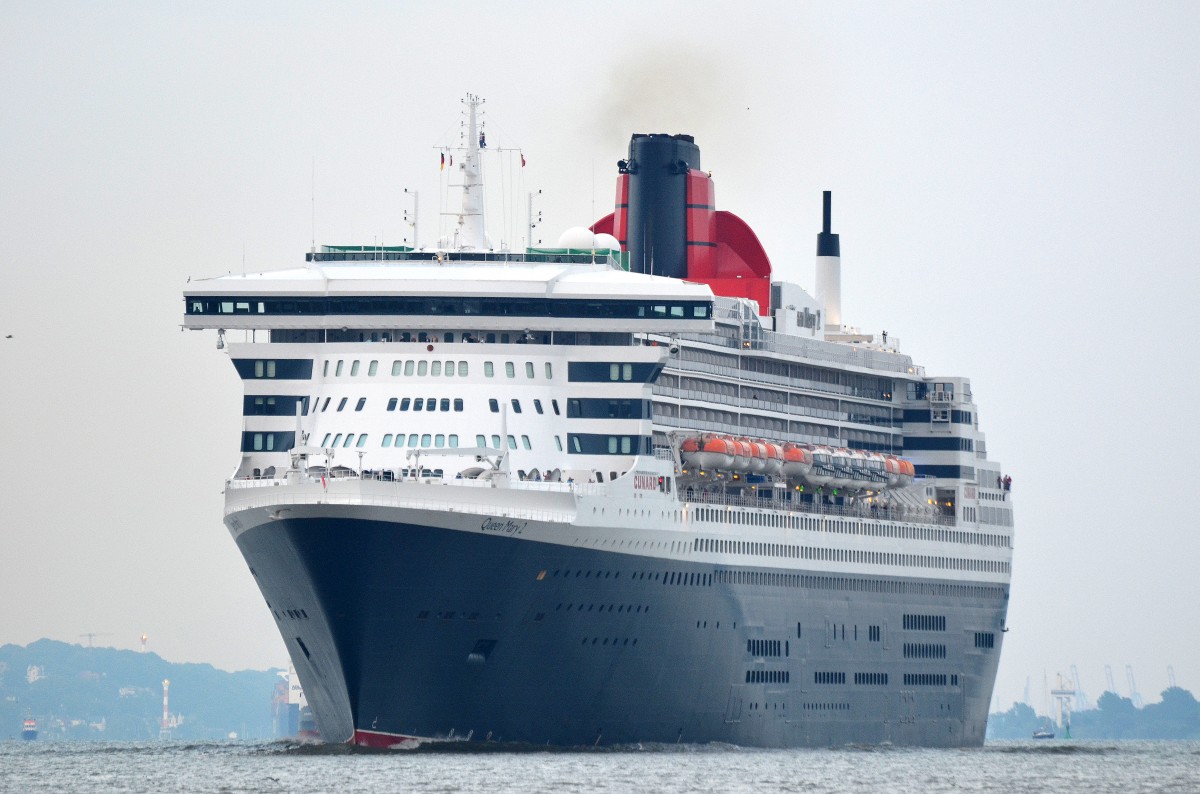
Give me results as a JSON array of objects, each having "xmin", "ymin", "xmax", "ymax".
[{"xmin": 183, "ymin": 97, "xmax": 1013, "ymax": 748}]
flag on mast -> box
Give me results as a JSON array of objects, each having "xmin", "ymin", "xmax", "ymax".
[{"xmin": 440, "ymin": 152, "xmax": 445, "ymax": 171}]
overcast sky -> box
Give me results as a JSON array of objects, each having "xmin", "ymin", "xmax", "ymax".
[{"xmin": 2, "ymin": 1, "xmax": 1197, "ymax": 713}]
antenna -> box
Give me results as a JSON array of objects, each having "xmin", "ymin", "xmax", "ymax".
[
  {"xmin": 404, "ymin": 188, "xmax": 419, "ymax": 247},
  {"xmin": 310, "ymin": 156, "xmax": 316, "ymax": 254}
]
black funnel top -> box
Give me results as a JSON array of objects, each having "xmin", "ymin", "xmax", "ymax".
[
  {"xmin": 624, "ymin": 134, "xmax": 700, "ymax": 278},
  {"xmin": 817, "ymin": 190, "xmax": 840, "ymax": 257}
]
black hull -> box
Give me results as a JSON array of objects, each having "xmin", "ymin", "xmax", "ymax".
[{"xmin": 236, "ymin": 514, "xmax": 1007, "ymax": 748}]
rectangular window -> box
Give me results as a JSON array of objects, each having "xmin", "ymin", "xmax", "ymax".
[
  {"xmin": 420, "ymin": 434, "xmax": 431, "ymax": 448},
  {"xmin": 404, "ymin": 360, "xmax": 415, "ymax": 376},
  {"xmin": 350, "ymin": 360, "xmax": 361, "ymax": 376},
  {"xmin": 507, "ymin": 435, "xmax": 517, "ymax": 449},
  {"xmin": 555, "ymin": 436, "xmax": 563, "ymax": 451},
  {"xmin": 407, "ymin": 434, "xmax": 418, "ymax": 447},
  {"xmin": 545, "ymin": 362, "xmax": 552, "ymax": 379},
  {"xmin": 356, "ymin": 435, "xmax": 368, "ymax": 448},
  {"xmin": 323, "ymin": 361, "xmax": 330, "ymax": 377},
  {"xmin": 400, "ymin": 398, "xmax": 411, "ymax": 411},
  {"xmin": 417, "ymin": 361, "xmax": 429, "ymax": 376},
  {"xmin": 392, "ymin": 361, "xmax": 403, "ymax": 376},
  {"xmin": 425, "ymin": 397, "xmax": 436, "ymax": 411},
  {"xmin": 489, "ymin": 399, "xmax": 499, "ymax": 413},
  {"xmin": 387, "ymin": 398, "xmax": 398, "ymax": 411},
  {"xmin": 458, "ymin": 362, "xmax": 468, "ymax": 376},
  {"xmin": 382, "ymin": 434, "xmax": 393, "ymax": 447},
  {"xmin": 332, "ymin": 433, "xmax": 343, "ymax": 447},
  {"xmin": 444, "ymin": 360, "xmax": 454, "ymax": 377},
  {"xmin": 440, "ymin": 398, "xmax": 450, "ymax": 411},
  {"xmin": 485, "ymin": 361, "xmax": 494, "ymax": 377},
  {"xmin": 505, "ymin": 362, "xmax": 515, "ymax": 378},
  {"xmin": 534, "ymin": 399, "xmax": 544, "ymax": 414},
  {"xmin": 431, "ymin": 361, "xmax": 442, "ymax": 376},
  {"xmin": 413, "ymin": 398, "xmax": 424, "ymax": 411},
  {"xmin": 449, "ymin": 434, "xmax": 459, "ymax": 447},
  {"xmin": 552, "ymin": 400, "xmax": 560, "ymax": 415},
  {"xmin": 368, "ymin": 360, "xmax": 378, "ymax": 376},
  {"xmin": 336, "ymin": 360, "xmax": 344, "ymax": 376},
  {"xmin": 337, "ymin": 397, "xmax": 348, "ymax": 412},
  {"xmin": 521, "ymin": 435, "xmax": 531, "ymax": 449},
  {"xmin": 342, "ymin": 434, "xmax": 355, "ymax": 448},
  {"xmin": 435, "ymin": 434, "xmax": 445, "ymax": 448},
  {"xmin": 355, "ymin": 397, "xmax": 366, "ymax": 412},
  {"xmin": 476, "ymin": 434, "xmax": 486, "ymax": 447},
  {"xmin": 511, "ymin": 399, "xmax": 522, "ymax": 414},
  {"xmin": 491, "ymin": 434, "xmax": 501, "ymax": 449},
  {"xmin": 453, "ymin": 398, "xmax": 464, "ymax": 412},
  {"xmin": 525, "ymin": 362, "xmax": 534, "ymax": 378}
]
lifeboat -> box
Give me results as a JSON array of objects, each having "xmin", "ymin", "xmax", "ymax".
[
  {"xmin": 827, "ymin": 448, "xmax": 857, "ymax": 489},
  {"xmin": 680, "ymin": 436, "xmax": 735, "ymax": 470},
  {"xmin": 729, "ymin": 439, "xmax": 753, "ymax": 470},
  {"xmin": 807, "ymin": 445, "xmax": 837, "ymax": 486},
  {"xmin": 761, "ymin": 442, "xmax": 784, "ymax": 475},
  {"xmin": 781, "ymin": 444, "xmax": 812, "ymax": 478},
  {"xmin": 745, "ymin": 440, "xmax": 767, "ymax": 474},
  {"xmin": 896, "ymin": 458, "xmax": 915, "ymax": 487}
]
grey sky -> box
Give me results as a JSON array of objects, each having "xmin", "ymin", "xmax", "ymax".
[{"xmin": 2, "ymin": 1, "xmax": 1197, "ymax": 711}]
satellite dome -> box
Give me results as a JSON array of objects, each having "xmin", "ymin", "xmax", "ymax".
[{"xmin": 555, "ymin": 228, "xmax": 622, "ymax": 251}]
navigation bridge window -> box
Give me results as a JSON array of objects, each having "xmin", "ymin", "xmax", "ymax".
[
  {"xmin": 185, "ymin": 295, "xmax": 712, "ymax": 319},
  {"xmin": 568, "ymin": 434, "xmax": 652, "ymax": 455}
]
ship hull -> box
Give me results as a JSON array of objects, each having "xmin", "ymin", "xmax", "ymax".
[{"xmin": 233, "ymin": 506, "xmax": 1006, "ymax": 748}]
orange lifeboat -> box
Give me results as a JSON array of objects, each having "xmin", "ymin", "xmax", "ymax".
[
  {"xmin": 730, "ymin": 439, "xmax": 752, "ymax": 470},
  {"xmin": 681, "ymin": 436, "xmax": 735, "ymax": 470},
  {"xmin": 781, "ymin": 444, "xmax": 812, "ymax": 479},
  {"xmin": 745, "ymin": 441, "xmax": 768, "ymax": 474},
  {"xmin": 761, "ymin": 442, "xmax": 784, "ymax": 475}
]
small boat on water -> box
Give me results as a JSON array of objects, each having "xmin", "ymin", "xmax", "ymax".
[
  {"xmin": 1032, "ymin": 726, "xmax": 1055, "ymax": 739},
  {"xmin": 22, "ymin": 717, "xmax": 37, "ymax": 741}
]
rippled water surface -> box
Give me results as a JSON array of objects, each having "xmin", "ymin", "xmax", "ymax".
[{"xmin": 2, "ymin": 740, "xmax": 1197, "ymax": 793}]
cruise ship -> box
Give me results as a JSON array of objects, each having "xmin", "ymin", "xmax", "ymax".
[{"xmin": 183, "ymin": 97, "xmax": 1013, "ymax": 748}]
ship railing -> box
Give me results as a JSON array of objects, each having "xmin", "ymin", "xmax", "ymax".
[
  {"xmin": 226, "ymin": 471, "xmax": 607, "ymax": 498},
  {"xmin": 225, "ymin": 488, "xmax": 575, "ymax": 524},
  {"xmin": 680, "ymin": 490, "xmax": 955, "ymax": 526}
]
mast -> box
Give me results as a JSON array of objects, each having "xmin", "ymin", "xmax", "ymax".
[{"xmin": 453, "ymin": 94, "xmax": 490, "ymax": 251}]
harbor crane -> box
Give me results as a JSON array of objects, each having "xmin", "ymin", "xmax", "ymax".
[
  {"xmin": 1105, "ymin": 665, "xmax": 1117, "ymax": 696},
  {"xmin": 1168, "ymin": 665, "xmax": 1177, "ymax": 688},
  {"xmin": 1070, "ymin": 664, "xmax": 1090, "ymax": 710},
  {"xmin": 1126, "ymin": 665, "xmax": 1144, "ymax": 708}
]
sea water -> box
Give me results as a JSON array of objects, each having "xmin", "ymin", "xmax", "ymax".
[{"xmin": 2, "ymin": 740, "xmax": 1197, "ymax": 793}]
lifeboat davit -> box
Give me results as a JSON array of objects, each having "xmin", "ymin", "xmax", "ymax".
[
  {"xmin": 781, "ymin": 444, "xmax": 812, "ymax": 479},
  {"xmin": 681, "ymin": 436, "xmax": 735, "ymax": 470}
]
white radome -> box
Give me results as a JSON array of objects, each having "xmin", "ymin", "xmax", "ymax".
[{"xmin": 556, "ymin": 227, "xmax": 621, "ymax": 251}]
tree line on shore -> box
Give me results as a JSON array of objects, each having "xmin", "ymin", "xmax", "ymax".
[{"xmin": 988, "ymin": 686, "xmax": 1200, "ymax": 739}]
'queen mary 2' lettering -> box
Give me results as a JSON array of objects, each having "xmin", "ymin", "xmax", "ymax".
[{"xmin": 480, "ymin": 518, "xmax": 526, "ymax": 535}]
